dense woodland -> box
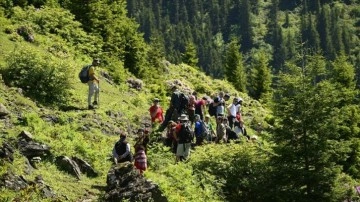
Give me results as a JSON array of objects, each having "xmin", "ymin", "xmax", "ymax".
[
  {"xmin": 0, "ymin": 0, "xmax": 360, "ymax": 201},
  {"xmin": 125, "ymin": 0, "xmax": 360, "ymax": 84}
]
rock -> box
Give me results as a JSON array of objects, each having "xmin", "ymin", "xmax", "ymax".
[
  {"xmin": 18, "ymin": 130, "xmax": 33, "ymax": 141},
  {"xmin": 127, "ymin": 78, "xmax": 143, "ymax": 90},
  {"xmin": 0, "ymin": 172, "xmax": 57, "ymax": 199},
  {"xmin": 30, "ymin": 156, "xmax": 41, "ymax": 169},
  {"xmin": 24, "ymin": 158, "xmax": 34, "ymax": 174},
  {"xmin": 0, "ymin": 103, "xmax": 10, "ymax": 118},
  {"xmin": 18, "ymin": 139, "xmax": 51, "ymax": 159},
  {"xmin": 104, "ymin": 162, "xmax": 168, "ymax": 202},
  {"xmin": 41, "ymin": 114, "xmax": 59, "ymax": 124},
  {"xmin": 72, "ymin": 156, "xmax": 98, "ymax": 177},
  {"xmin": 55, "ymin": 156, "xmax": 82, "ymax": 180},
  {"xmin": 33, "ymin": 175, "xmax": 57, "ymax": 199},
  {"xmin": 0, "ymin": 142, "xmax": 15, "ymax": 162},
  {"xmin": 100, "ymin": 71, "xmax": 114, "ymax": 85},
  {"xmin": 16, "ymin": 26, "xmax": 35, "ymax": 42},
  {"xmin": 0, "ymin": 172, "xmax": 28, "ymax": 191}
]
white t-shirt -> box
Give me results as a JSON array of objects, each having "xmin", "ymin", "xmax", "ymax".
[{"xmin": 227, "ymin": 103, "xmax": 240, "ymax": 117}]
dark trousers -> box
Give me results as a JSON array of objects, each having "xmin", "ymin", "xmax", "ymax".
[{"xmin": 227, "ymin": 115, "xmax": 235, "ymax": 129}]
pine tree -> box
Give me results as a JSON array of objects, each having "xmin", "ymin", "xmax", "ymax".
[
  {"xmin": 182, "ymin": 42, "xmax": 199, "ymax": 67},
  {"xmin": 239, "ymin": 0, "xmax": 253, "ymax": 52},
  {"xmin": 248, "ymin": 51, "xmax": 272, "ymax": 101},
  {"xmin": 270, "ymin": 53, "xmax": 357, "ymax": 201},
  {"xmin": 318, "ymin": 4, "xmax": 335, "ymax": 59},
  {"xmin": 224, "ymin": 39, "xmax": 247, "ymax": 92}
]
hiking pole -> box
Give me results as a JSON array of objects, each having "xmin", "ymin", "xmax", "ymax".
[{"xmin": 97, "ymin": 80, "xmax": 100, "ymax": 108}]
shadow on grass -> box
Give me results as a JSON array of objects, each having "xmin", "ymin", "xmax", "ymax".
[
  {"xmin": 59, "ymin": 105, "xmax": 89, "ymax": 112},
  {"xmin": 91, "ymin": 184, "xmax": 107, "ymax": 191}
]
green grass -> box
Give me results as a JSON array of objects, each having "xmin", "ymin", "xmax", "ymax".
[{"xmin": 0, "ymin": 14, "xmax": 272, "ymax": 201}]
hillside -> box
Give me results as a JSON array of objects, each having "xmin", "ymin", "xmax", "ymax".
[
  {"xmin": 0, "ymin": 15, "xmax": 270, "ymax": 201},
  {"xmin": 1, "ymin": 2, "xmax": 360, "ymax": 202}
]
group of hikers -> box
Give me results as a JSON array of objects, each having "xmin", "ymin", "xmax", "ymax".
[
  {"xmin": 82, "ymin": 58, "xmax": 254, "ymax": 174},
  {"xmin": 150, "ymin": 85, "xmax": 251, "ymax": 163}
]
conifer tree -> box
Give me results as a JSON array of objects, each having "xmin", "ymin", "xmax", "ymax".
[
  {"xmin": 224, "ymin": 39, "xmax": 247, "ymax": 92},
  {"xmin": 248, "ymin": 51, "xmax": 272, "ymax": 101},
  {"xmin": 270, "ymin": 53, "xmax": 357, "ymax": 201},
  {"xmin": 318, "ymin": 4, "xmax": 335, "ymax": 59},
  {"xmin": 239, "ymin": 0, "xmax": 253, "ymax": 52},
  {"xmin": 182, "ymin": 42, "xmax": 199, "ymax": 68}
]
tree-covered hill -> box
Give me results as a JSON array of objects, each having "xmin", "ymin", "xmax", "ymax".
[
  {"xmin": 0, "ymin": 1, "xmax": 360, "ymax": 201},
  {"xmin": 126, "ymin": 0, "xmax": 360, "ymax": 84}
]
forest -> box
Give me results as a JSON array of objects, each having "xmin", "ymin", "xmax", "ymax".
[{"xmin": 0, "ymin": 0, "xmax": 359, "ymax": 201}]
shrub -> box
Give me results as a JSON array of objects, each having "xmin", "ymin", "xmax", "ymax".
[
  {"xmin": 1, "ymin": 44, "xmax": 72, "ymax": 105},
  {"xmin": 10, "ymin": 6, "xmax": 101, "ymax": 55}
]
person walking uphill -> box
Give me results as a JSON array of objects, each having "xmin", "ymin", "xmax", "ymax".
[
  {"xmin": 87, "ymin": 58, "xmax": 100, "ymax": 110},
  {"xmin": 113, "ymin": 133, "xmax": 133, "ymax": 164}
]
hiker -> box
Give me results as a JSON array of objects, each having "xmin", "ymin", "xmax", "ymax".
[
  {"xmin": 165, "ymin": 120, "xmax": 178, "ymax": 154},
  {"xmin": 195, "ymin": 96, "xmax": 208, "ymax": 120},
  {"xmin": 175, "ymin": 114, "xmax": 193, "ymax": 162},
  {"xmin": 213, "ymin": 92, "xmax": 230, "ymax": 117},
  {"xmin": 227, "ymin": 97, "xmax": 241, "ymax": 129},
  {"xmin": 234, "ymin": 120, "xmax": 250, "ymax": 140},
  {"xmin": 149, "ymin": 98, "xmax": 164, "ymax": 125},
  {"xmin": 87, "ymin": 58, "xmax": 101, "ymax": 110},
  {"xmin": 215, "ymin": 115, "xmax": 227, "ymax": 143},
  {"xmin": 112, "ymin": 133, "xmax": 133, "ymax": 164},
  {"xmin": 134, "ymin": 145, "xmax": 147, "ymax": 175},
  {"xmin": 204, "ymin": 114, "xmax": 216, "ymax": 142},
  {"xmin": 188, "ymin": 93, "xmax": 196, "ymax": 125},
  {"xmin": 134, "ymin": 128, "xmax": 150, "ymax": 154},
  {"xmin": 159, "ymin": 85, "xmax": 180, "ymax": 131},
  {"xmin": 194, "ymin": 114, "xmax": 204, "ymax": 146}
]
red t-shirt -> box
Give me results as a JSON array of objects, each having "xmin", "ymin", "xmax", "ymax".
[
  {"xmin": 149, "ymin": 105, "xmax": 164, "ymax": 123},
  {"xmin": 195, "ymin": 99, "xmax": 206, "ymax": 107},
  {"xmin": 175, "ymin": 123, "xmax": 182, "ymax": 134}
]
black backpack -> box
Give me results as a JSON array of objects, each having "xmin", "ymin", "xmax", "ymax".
[
  {"xmin": 179, "ymin": 93, "xmax": 189, "ymax": 113},
  {"xmin": 79, "ymin": 65, "xmax": 91, "ymax": 83},
  {"xmin": 178, "ymin": 123, "xmax": 193, "ymax": 143},
  {"xmin": 171, "ymin": 92, "xmax": 181, "ymax": 110},
  {"xmin": 208, "ymin": 101, "xmax": 217, "ymax": 116}
]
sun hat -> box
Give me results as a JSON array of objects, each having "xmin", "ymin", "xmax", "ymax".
[
  {"xmin": 153, "ymin": 98, "xmax": 160, "ymax": 102},
  {"xmin": 178, "ymin": 114, "xmax": 189, "ymax": 121},
  {"xmin": 205, "ymin": 114, "xmax": 211, "ymax": 118}
]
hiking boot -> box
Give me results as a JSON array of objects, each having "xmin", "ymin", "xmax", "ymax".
[
  {"xmin": 88, "ymin": 105, "xmax": 95, "ymax": 110},
  {"xmin": 92, "ymin": 101, "xmax": 98, "ymax": 105}
]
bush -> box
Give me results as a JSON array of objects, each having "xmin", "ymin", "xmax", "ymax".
[
  {"xmin": 1, "ymin": 44, "xmax": 72, "ymax": 105},
  {"xmin": 10, "ymin": 6, "xmax": 101, "ymax": 55}
]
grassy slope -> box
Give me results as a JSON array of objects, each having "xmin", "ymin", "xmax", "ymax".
[{"xmin": 0, "ymin": 17, "xmax": 271, "ymax": 202}]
